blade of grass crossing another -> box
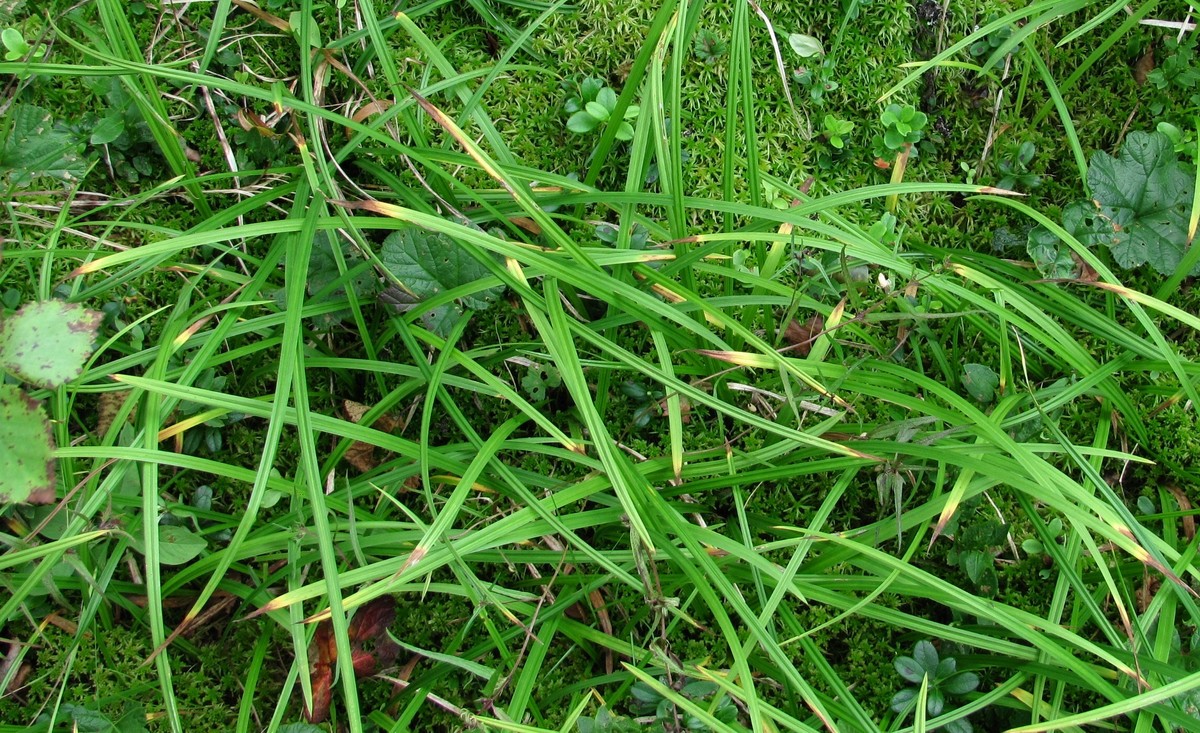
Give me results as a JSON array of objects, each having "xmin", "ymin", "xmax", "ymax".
[
  {"xmin": 520, "ymin": 270, "xmax": 657, "ymax": 552},
  {"xmin": 93, "ymin": 0, "xmax": 210, "ymax": 215},
  {"xmin": 406, "ymin": 417, "xmax": 525, "ymax": 573},
  {"xmin": 652, "ymin": 330, "xmax": 684, "ymax": 482}
]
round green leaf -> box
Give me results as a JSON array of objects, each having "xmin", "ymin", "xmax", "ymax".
[
  {"xmin": 154, "ymin": 525, "xmax": 207, "ymax": 565},
  {"xmin": 788, "ymin": 33, "xmax": 824, "ymax": 58},
  {"xmin": 567, "ymin": 110, "xmax": 598, "ymax": 134},
  {"xmin": 894, "ymin": 655, "xmax": 925, "ymax": 684},
  {"xmin": 0, "ymin": 300, "xmax": 102, "ymax": 388},
  {"xmin": 943, "ymin": 671, "xmax": 980, "ymax": 695},
  {"xmin": 2, "ymin": 28, "xmax": 29, "ymax": 56},
  {"xmin": 912, "ymin": 640, "xmax": 939, "ymax": 672},
  {"xmin": 962, "ymin": 363, "xmax": 999, "ymax": 403},
  {"xmin": 584, "ymin": 101, "xmax": 610, "ymax": 121},
  {"xmin": 596, "ymin": 86, "xmax": 617, "ymax": 110},
  {"xmin": 0, "ymin": 384, "xmax": 56, "ymax": 505}
]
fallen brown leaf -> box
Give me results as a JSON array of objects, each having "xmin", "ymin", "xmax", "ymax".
[
  {"xmin": 305, "ymin": 597, "xmax": 400, "ymax": 723},
  {"xmin": 1167, "ymin": 485, "xmax": 1196, "ymax": 542},
  {"xmin": 1071, "ymin": 251, "xmax": 1099, "ymax": 283},
  {"xmin": 782, "ymin": 313, "xmax": 825, "ymax": 356},
  {"xmin": 1133, "ymin": 45, "xmax": 1155, "ymax": 86}
]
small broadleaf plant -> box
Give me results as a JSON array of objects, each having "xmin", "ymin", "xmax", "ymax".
[
  {"xmin": 2, "ymin": 26, "xmax": 46, "ymax": 61},
  {"xmin": 1025, "ymin": 131, "xmax": 1195, "ymax": 278},
  {"xmin": 565, "ymin": 78, "xmax": 639, "ymax": 141},
  {"xmin": 891, "ymin": 640, "xmax": 980, "ymax": 733}
]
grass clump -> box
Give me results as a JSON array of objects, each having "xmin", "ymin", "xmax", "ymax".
[{"xmin": 3, "ymin": 0, "xmax": 1200, "ymax": 731}]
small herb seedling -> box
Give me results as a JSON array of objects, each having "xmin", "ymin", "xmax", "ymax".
[
  {"xmin": 1, "ymin": 27, "xmax": 46, "ymax": 61},
  {"xmin": 968, "ymin": 18, "xmax": 1014, "ymax": 60},
  {"xmin": 1022, "ymin": 516, "xmax": 1064, "ymax": 578},
  {"xmin": 996, "ymin": 140, "xmax": 1041, "ymax": 191},
  {"xmin": 762, "ymin": 180, "xmax": 793, "ymax": 210},
  {"xmin": 789, "ymin": 32, "xmax": 838, "ymax": 104},
  {"xmin": 627, "ymin": 677, "xmax": 738, "ymax": 731},
  {"xmin": 945, "ymin": 515, "xmax": 1006, "ymax": 595},
  {"xmin": 565, "ymin": 78, "xmax": 640, "ymax": 141},
  {"xmin": 596, "ymin": 221, "xmax": 650, "ymax": 249},
  {"xmin": 877, "ymin": 103, "xmax": 927, "ymax": 154},
  {"xmin": 820, "ymin": 114, "xmax": 855, "ymax": 149},
  {"xmin": 891, "ymin": 640, "xmax": 980, "ymax": 733},
  {"xmin": 693, "ymin": 28, "xmax": 727, "ymax": 65},
  {"xmin": 873, "ymin": 104, "xmax": 927, "ymax": 210},
  {"xmin": 1157, "ymin": 121, "xmax": 1197, "ymax": 161},
  {"xmin": 621, "ymin": 379, "xmax": 666, "ymax": 429}
]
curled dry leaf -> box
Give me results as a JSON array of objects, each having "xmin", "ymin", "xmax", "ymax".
[
  {"xmin": 783, "ymin": 313, "xmax": 825, "ymax": 356},
  {"xmin": 1167, "ymin": 485, "xmax": 1195, "ymax": 542},
  {"xmin": 340, "ymin": 400, "xmax": 404, "ymax": 473},
  {"xmin": 1132, "ymin": 45, "xmax": 1155, "ymax": 86},
  {"xmin": 304, "ymin": 597, "xmax": 400, "ymax": 723}
]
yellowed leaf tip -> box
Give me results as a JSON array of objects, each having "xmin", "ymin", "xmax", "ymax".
[
  {"xmin": 400, "ymin": 546, "xmax": 427, "ymax": 573},
  {"xmin": 1091, "ymin": 281, "xmax": 1136, "ymax": 298},
  {"xmin": 695, "ymin": 349, "xmax": 751, "ymax": 366}
]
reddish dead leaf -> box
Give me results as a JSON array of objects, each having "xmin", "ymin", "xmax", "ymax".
[
  {"xmin": 343, "ymin": 441, "xmax": 379, "ymax": 473},
  {"xmin": 305, "ymin": 665, "xmax": 334, "ymax": 724},
  {"xmin": 782, "ymin": 314, "xmax": 824, "ymax": 356},
  {"xmin": 1070, "ymin": 251, "xmax": 1099, "ymax": 283},
  {"xmin": 304, "ymin": 597, "xmax": 400, "ymax": 723},
  {"xmin": 508, "ymin": 217, "xmax": 542, "ymax": 235}
]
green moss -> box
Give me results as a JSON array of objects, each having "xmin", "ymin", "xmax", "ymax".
[{"xmin": 0, "ymin": 618, "xmax": 286, "ymax": 730}]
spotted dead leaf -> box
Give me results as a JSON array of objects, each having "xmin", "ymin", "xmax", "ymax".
[{"xmin": 97, "ymin": 391, "xmax": 130, "ymax": 438}]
